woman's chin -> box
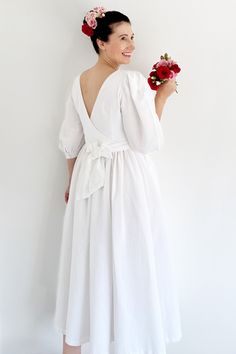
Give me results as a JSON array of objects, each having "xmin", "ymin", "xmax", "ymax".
[{"xmin": 120, "ymin": 56, "xmax": 132, "ymax": 64}]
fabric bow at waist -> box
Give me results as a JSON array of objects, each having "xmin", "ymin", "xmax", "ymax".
[{"xmin": 75, "ymin": 140, "xmax": 130, "ymax": 200}]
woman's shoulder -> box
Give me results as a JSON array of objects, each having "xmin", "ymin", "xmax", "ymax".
[
  {"xmin": 120, "ymin": 69, "xmax": 150, "ymax": 93},
  {"xmin": 120, "ymin": 69, "xmax": 148, "ymax": 88},
  {"xmin": 120, "ymin": 69, "xmax": 155, "ymax": 99},
  {"xmin": 72, "ymin": 68, "xmax": 145, "ymax": 83},
  {"xmin": 78, "ymin": 68, "xmax": 91, "ymax": 83},
  {"xmin": 121, "ymin": 69, "xmax": 146, "ymax": 79},
  {"xmin": 72, "ymin": 68, "xmax": 90, "ymax": 86}
]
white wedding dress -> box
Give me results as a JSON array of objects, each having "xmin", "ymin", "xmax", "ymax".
[{"xmin": 53, "ymin": 68, "xmax": 182, "ymax": 354}]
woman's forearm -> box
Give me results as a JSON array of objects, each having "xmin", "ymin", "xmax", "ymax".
[
  {"xmin": 66, "ymin": 157, "xmax": 77, "ymax": 183},
  {"xmin": 154, "ymin": 93, "xmax": 167, "ymax": 120}
]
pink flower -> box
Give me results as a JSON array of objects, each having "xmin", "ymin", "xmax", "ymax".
[
  {"xmin": 87, "ymin": 18, "xmax": 97, "ymax": 29},
  {"xmin": 169, "ymin": 71, "xmax": 177, "ymax": 79},
  {"xmin": 159, "ymin": 59, "xmax": 169, "ymax": 66},
  {"xmin": 93, "ymin": 6, "xmax": 106, "ymax": 15},
  {"xmin": 85, "ymin": 12, "xmax": 95, "ymax": 23},
  {"xmin": 167, "ymin": 59, "xmax": 176, "ymax": 67}
]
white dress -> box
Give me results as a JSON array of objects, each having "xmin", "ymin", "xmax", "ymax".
[{"xmin": 53, "ymin": 68, "xmax": 182, "ymax": 354}]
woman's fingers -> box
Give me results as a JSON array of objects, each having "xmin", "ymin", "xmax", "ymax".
[
  {"xmin": 158, "ymin": 79, "xmax": 177, "ymax": 98},
  {"xmin": 65, "ymin": 190, "xmax": 69, "ymax": 203}
]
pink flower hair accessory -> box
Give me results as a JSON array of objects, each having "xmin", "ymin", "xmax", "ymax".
[{"xmin": 82, "ymin": 6, "xmax": 107, "ymax": 37}]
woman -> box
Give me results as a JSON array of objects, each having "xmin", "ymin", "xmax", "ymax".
[{"xmin": 54, "ymin": 7, "xmax": 182, "ymax": 354}]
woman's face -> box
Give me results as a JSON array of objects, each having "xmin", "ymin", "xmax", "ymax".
[{"xmin": 98, "ymin": 22, "xmax": 135, "ymax": 65}]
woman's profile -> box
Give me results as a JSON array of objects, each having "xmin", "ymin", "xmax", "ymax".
[{"xmin": 54, "ymin": 7, "xmax": 182, "ymax": 354}]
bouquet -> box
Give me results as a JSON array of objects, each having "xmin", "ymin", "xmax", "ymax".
[{"xmin": 147, "ymin": 53, "xmax": 181, "ymax": 93}]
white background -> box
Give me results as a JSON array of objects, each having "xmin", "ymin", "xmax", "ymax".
[{"xmin": 0, "ymin": 0, "xmax": 236, "ymax": 353}]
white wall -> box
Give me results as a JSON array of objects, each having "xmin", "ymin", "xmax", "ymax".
[{"xmin": 0, "ymin": 0, "xmax": 235, "ymax": 353}]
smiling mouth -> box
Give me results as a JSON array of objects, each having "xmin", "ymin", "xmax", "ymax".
[{"xmin": 122, "ymin": 52, "xmax": 132, "ymax": 57}]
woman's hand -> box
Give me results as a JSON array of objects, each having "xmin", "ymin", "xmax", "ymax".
[
  {"xmin": 64, "ymin": 183, "xmax": 71, "ymax": 204},
  {"xmin": 154, "ymin": 78, "xmax": 177, "ymax": 119},
  {"xmin": 156, "ymin": 78, "xmax": 177, "ymax": 100},
  {"xmin": 65, "ymin": 158, "xmax": 76, "ymax": 203}
]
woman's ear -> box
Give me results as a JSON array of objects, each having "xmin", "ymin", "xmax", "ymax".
[{"xmin": 96, "ymin": 38, "xmax": 105, "ymax": 51}]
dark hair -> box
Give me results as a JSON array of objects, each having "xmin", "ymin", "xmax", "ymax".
[{"xmin": 89, "ymin": 11, "xmax": 131, "ymax": 54}]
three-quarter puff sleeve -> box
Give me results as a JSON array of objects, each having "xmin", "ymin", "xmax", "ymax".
[
  {"xmin": 121, "ymin": 70, "xmax": 164, "ymax": 154},
  {"xmin": 58, "ymin": 89, "xmax": 85, "ymax": 159}
]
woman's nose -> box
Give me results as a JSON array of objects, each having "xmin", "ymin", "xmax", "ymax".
[{"xmin": 128, "ymin": 42, "xmax": 135, "ymax": 51}]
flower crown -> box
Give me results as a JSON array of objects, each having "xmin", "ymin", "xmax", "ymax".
[{"xmin": 82, "ymin": 6, "xmax": 107, "ymax": 37}]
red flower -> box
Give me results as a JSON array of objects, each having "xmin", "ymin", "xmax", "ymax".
[
  {"xmin": 81, "ymin": 23, "xmax": 94, "ymax": 37},
  {"xmin": 152, "ymin": 62, "xmax": 159, "ymax": 69},
  {"xmin": 147, "ymin": 77, "xmax": 161, "ymax": 91},
  {"xmin": 169, "ymin": 64, "xmax": 181, "ymax": 73},
  {"xmin": 149, "ymin": 70, "xmax": 158, "ymax": 79},
  {"xmin": 156, "ymin": 65, "xmax": 171, "ymax": 80}
]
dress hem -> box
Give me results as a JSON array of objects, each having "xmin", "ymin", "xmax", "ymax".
[
  {"xmin": 54, "ymin": 325, "xmax": 89, "ymax": 346},
  {"xmin": 55, "ymin": 325, "xmax": 182, "ymax": 348}
]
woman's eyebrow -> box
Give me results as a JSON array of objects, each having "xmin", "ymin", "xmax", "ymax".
[{"xmin": 118, "ymin": 33, "xmax": 135, "ymax": 37}]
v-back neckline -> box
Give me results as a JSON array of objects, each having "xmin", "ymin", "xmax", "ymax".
[{"xmin": 78, "ymin": 69, "xmax": 121, "ymax": 121}]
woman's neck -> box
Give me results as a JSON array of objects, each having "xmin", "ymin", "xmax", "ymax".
[{"xmin": 95, "ymin": 53, "xmax": 120, "ymax": 71}]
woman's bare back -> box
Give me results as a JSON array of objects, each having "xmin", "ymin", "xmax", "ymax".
[{"xmin": 79, "ymin": 67, "xmax": 118, "ymax": 119}]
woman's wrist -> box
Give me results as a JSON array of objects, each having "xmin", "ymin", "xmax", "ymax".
[
  {"xmin": 155, "ymin": 91, "xmax": 167, "ymax": 103},
  {"xmin": 67, "ymin": 157, "xmax": 76, "ymax": 185},
  {"xmin": 155, "ymin": 93, "xmax": 167, "ymax": 120}
]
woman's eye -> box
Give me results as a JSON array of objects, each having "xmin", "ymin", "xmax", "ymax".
[{"xmin": 121, "ymin": 37, "xmax": 134, "ymax": 40}]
